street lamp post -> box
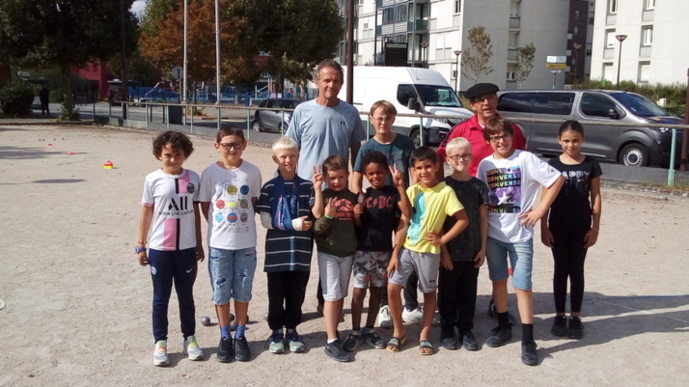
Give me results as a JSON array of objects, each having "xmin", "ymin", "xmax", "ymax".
[
  {"xmin": 453, "ymin": 50, "xmax": 462, "ymax": 93},
  {"xmin": 615, "ymin": 34, "xmax": 627, "ymax": 85},
  {"xmin": 420, "ymin": 41, "xmax": 429, "ymax": 67}
]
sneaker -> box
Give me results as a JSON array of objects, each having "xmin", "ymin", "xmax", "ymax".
[
  {"xmin": 551, "ymin": 315, "xmax": 568, "ymax": 337},
  {"xmin": 485, "ymin": 325, "xmax": 512, "ymax": 348},
  {"xmin": 521, "ymin": 340, "xmax": 539, "ymax": 366},
  {"xmin": 183, "ymin": 335, "xmax": 204, "ymax": 360},
  {"xmin": 402, "ymin": 307, "xmax": 424, "ymax": 324},
  {"xmin": 153, "ymin": 340, "xmax": 169, "ymax": 366},
  {"xmin": 568, "ymin": 317, "xmax": 584, "ymax": 340},
  {"xmin": 440, "ymin": 329, "xmax": 457, "ymax": 350},
  {"xmin": 362, "ymin": 329, "xmax": 386, "ymax": 349},
  {"xmin": 216, "ymin": 337, "xmax": 234, "ymax": 363},
  {"xmin": 268, "ymin": 331, "xmax": 285, "ymax": 354},
  {"xmin": 461, "ymin": 330, "xmax": 478, "ymax": 351},
  {"xmin": 234, "ymin": 336, "xmax": 251, "ymax": 362},
  {"xmin": 324, "ymin": 339, "xmax": 351, "ymax": 362},
  {"xmin": 286, "ymin": 329, "xmax": 306, "ymax": 353},
  {"xmin": 378, "ymin": 305, "xmax": 392, "ymax": 329},
  {"xmin": 342, "ymin": 332, "xmax": 363, "ymax": 352}
]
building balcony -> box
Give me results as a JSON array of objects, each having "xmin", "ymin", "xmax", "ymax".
[
  {"xmin": 603, "ymin": 47, "xmax": 615, "ymax": 60},
  {"xmin": 408, "ymin": 19, "xmax": 428, "ymax": 31}
]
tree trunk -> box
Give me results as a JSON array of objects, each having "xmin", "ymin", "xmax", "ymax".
[{"xmin": 60, "ymin": 65, "xmax": 74, "ymax": 118}]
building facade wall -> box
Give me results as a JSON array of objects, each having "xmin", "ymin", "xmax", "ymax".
[{"xmin": 590, "ymin": 0, "xmax": 689, "ymax": 85}]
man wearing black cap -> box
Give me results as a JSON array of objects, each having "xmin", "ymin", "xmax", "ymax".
[{"xmin": 437, "ymin": 83, "xmax": 526, "ymax": 176}]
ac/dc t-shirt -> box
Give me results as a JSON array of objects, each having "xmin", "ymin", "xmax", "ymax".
[
  {"xmin": 357, "ymin": 185, "xmax": 401, "ymax": 252},
  {"xmin": 548, "ymin": 155, "xmax": 602, "ymax": 230},
  {"xmin": 141, "ymin": 168, "xmax": 200, "ymax": 251}
]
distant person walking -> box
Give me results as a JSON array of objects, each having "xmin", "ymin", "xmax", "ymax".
[
  {"xmin": 107, "ymin": 88, "xmax": 114, "ymax": 106},
  {"xmin": 39, "ymin": 86, "xmax": 50, "ymax": 116}
]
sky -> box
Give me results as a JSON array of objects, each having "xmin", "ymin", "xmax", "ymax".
[{"xmin": 131, "ymin": 0, "xmax": 147, "ymax": 17}]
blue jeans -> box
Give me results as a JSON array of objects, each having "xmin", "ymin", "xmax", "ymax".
[
  {"xmin": 486, "ymin": 237, "xmax": 534, "ymax": 290},
  {"xmin": 149, "ymin": 248, "xmax": 198, "ymax": 342},
  {"xmin": 208, "ymin": 247, "xmax": 257, "ymax": 304}
]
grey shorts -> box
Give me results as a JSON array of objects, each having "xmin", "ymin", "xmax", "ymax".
[
  {"xmin": 388, "ymin": 248, "xmax": 440, "ymax": 293},
  {"xmin": 352, "ymin": 251, "xmax": 391, "ymax": 289},
  {"xmin": 317, "ymin": 251, "xmax": 354, "ymax": 302}
]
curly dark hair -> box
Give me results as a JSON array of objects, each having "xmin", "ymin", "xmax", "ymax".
[
  {"xmin": 361, "ymin": 150, "xmax": 389, "ymax": 170},
  {"xmin": 152, "ymin": 131, "xmax": 195, "ymax": 158}
]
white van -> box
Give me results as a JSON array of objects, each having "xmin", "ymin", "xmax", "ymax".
[{"xmin": 341, "ymin": 66, "xmax": 472, "ymax": 146}]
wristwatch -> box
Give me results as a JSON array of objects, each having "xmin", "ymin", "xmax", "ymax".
[{"xmin": 135, "ymin": 246, "xmax": 147, "ymax": 254}]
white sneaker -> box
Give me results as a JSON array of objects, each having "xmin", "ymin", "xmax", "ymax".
[
  {"xmin": 402, "ymin": 307, "xmax": 424, "ymax": 324},
  {"xmin": 183, "ymin": 335, "xmax": 204, "ymax": 361},
  {"xmin": 153, "ymin": 340, "xmax": 169, "ymax": 366},
  {"xmin": 378, "ymin": 305, "xmax": 392, "ymax": 329}
]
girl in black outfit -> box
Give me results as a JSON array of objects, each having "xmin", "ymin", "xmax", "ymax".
[{"xmin": 541, "ymin": 120, "xmax": 602, "ymax": 340}]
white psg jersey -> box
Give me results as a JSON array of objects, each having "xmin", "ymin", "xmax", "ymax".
[{"xmin": 141, "ymin": 168, "xmax": 200, "ymax": 250}]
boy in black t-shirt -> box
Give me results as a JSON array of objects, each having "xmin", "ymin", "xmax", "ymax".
[
  {"xmin": 440, "ymin": 138, "xmax": 490, "ymax": 351},
  {"xmin": 342, "ymin": 151, "xmax": 412, "ymax": 353}
]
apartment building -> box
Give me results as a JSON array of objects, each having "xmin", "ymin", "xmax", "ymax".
[
  {"xmin": 339, "ymin": 0, "xmax": 592, "ymax": 91},
  {"xmin": 590, "ymin": 0, "xmax": 689, "ymax": 85}
]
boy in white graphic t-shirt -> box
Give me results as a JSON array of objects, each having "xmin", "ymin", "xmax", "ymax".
[
  {"xmin": 199, "ymin": 126, "xmax": 262, "ymax": 363},
  {"xmin": 477, "ymin": 117, "xmax": 563, "ymax": 366},
  {"xmin": 137, "ymin": 131, "xmax": 205, "ymax": 367}
]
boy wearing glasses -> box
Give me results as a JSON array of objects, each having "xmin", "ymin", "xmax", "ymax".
[
  {"xmin": 439, "ymin": 137, "xmax": 490, "ymax": 351},
  {"xmin": 199, "ymin": 126, "xmax": 262, "ymax": 363},
  {"xmin": 476, "ymin": 118, "xmax": 563, "ymax": 366}
]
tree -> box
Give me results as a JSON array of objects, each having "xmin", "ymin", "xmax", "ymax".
[
  {"xmin": 515, "ymin": 43, "xmax": 536, "ymax": 89},
  {"xmin": 461, "ymin": 27, "xmax": 494, "ymax": 84},
  {"xmin": 0, "ymin": 0, "xmax": 137, "ymax": 118}
]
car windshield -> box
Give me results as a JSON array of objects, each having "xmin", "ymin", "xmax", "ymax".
[
  {"xmin": 611, "ymin": 93, "xmax": 669, "ymax": 117},
  {"xmin": 415, "ymin": 85, "xmax": 461, "ymax": 107},
  {"xmin": 278, "ymin": 100, "xmax": 299, "ymax": 109}
]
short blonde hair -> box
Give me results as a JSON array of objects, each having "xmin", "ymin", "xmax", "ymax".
[
  {"xmin": 446, "ymin": 137, "xmax": 472, "ymax": 155},
  {"xmin": 272, "ymin": 136, "xmax": 299, "ymax": 153}
]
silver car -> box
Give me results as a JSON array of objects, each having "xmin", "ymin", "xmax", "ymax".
[{"xmin": 252, "ymin": 98, "xmax": 300, "ymax": 132}]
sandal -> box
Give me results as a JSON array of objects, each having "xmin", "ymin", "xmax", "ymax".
[
  {"xmin": 386, "ymin": 336, "xmax": 406, "ymax": 352},
  {"xmin": 419, "ymin": 340, "xmax": 434, "ymax": 355}
]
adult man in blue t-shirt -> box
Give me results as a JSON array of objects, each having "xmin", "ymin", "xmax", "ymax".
[{"xmin": 286, "ymin": 58, "xmax": 367, "ymax": 313}]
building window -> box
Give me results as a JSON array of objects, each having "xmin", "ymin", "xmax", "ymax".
[
  {"xmin": 574, "ymin": 10, "xmax": 580, "ymax": 20},
  {"xmin": 455, "ymin": 0, "xmax": 462, "ymax": 14},
  {"xmin": 642, "ymin": 26, "xmax": 653, "ymax": 46},
  {"xmin": 608, "ymin": 0, "xmax": 618, "ymax": 14},
  {"xmin": 434, "ymin": 33, "xmax": 452, "ymax": 60},
  {"xmin": 573, "ymin": 26, "xmax": 579, "ymax": 36},
  {"xmin": 638, "ymin": 62, "xmax": 651, "ymax": 83},
  {"xmin": 605, "ymin": 29, "xmax": 617, "ymax": 48},
  {"xmin": 645, "ymin": 0, "xmax": 655, "ymax": 10},
  {"xmin": 603, "ymin": 63, "xmax": 614, "ymax": 82}
]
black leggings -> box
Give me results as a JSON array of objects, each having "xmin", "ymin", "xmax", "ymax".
[{"xmin": 551, "ymin": 227, "xmax": 589, "ymax": 314}]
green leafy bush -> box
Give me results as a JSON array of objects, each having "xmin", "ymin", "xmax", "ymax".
[
  {"xmin": 58, "ymin": 104, "xmax": 80, "ymax": 121},
  {"xmin": 0, "ymin": 81, "xmax": 35, "ymax": 117}
]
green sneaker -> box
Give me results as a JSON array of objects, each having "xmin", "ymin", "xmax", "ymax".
[
  {"xmin": 183, "ymin": 335, "xmax": 204, "ymax": 360},
  {"xmin": 268, "ymin": 330, "xmax": 285, "ymax": 354},
  {"xmin": 286, "ymin": 329, "xmax": 306, "ymax": 353}
]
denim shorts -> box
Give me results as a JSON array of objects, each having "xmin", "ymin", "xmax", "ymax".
[
  {"xmin": 317, "ymin": 252, "xmax": 353, "ymax": 302},
  {"xmin": 486, "ymin": 237, "xmax": 533, "ymax": 290},
  {"xmin": 208, "ymin": 247, "xmax": 257, "ymax": 304}
]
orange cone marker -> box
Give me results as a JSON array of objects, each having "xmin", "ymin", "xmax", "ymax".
[{"xmin": 104, "ymin": 161, "xmax": 114, "ymax": 169}]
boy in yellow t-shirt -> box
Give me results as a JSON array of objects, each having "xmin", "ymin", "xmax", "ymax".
[{"xmin": 386, "ymin": 146, "xmax": 469, "ymax": 355}]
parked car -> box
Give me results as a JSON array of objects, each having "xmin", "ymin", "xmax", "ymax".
[
  {"xmin": 252, "ymin": 98, "xmax": 300, "ymax": 132},
  {"xmin": 496, "ymin": 89, "xmax": 683, "ymax": 167}
]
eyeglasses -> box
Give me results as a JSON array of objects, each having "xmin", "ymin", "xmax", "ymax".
[
  {"xmin": 447, "ymin": 154, "xmax": 472, "ymax": 162},
  {"xmin": 488, "ymin": 134, "xmax": 512, "ymax": 143},
  {"xmin": 218, "ymin": 141, "xmax": 244, "ymax": 150}
]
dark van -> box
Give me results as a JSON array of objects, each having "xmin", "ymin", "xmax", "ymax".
[{"xmin": 496, "ymin": 90, "xmax": 682, "ymax": 167}]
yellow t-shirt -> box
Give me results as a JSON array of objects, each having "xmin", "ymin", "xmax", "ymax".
[{"xmin": 404, "ymin": 182, "xmax": 463, "ymax": 254}]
